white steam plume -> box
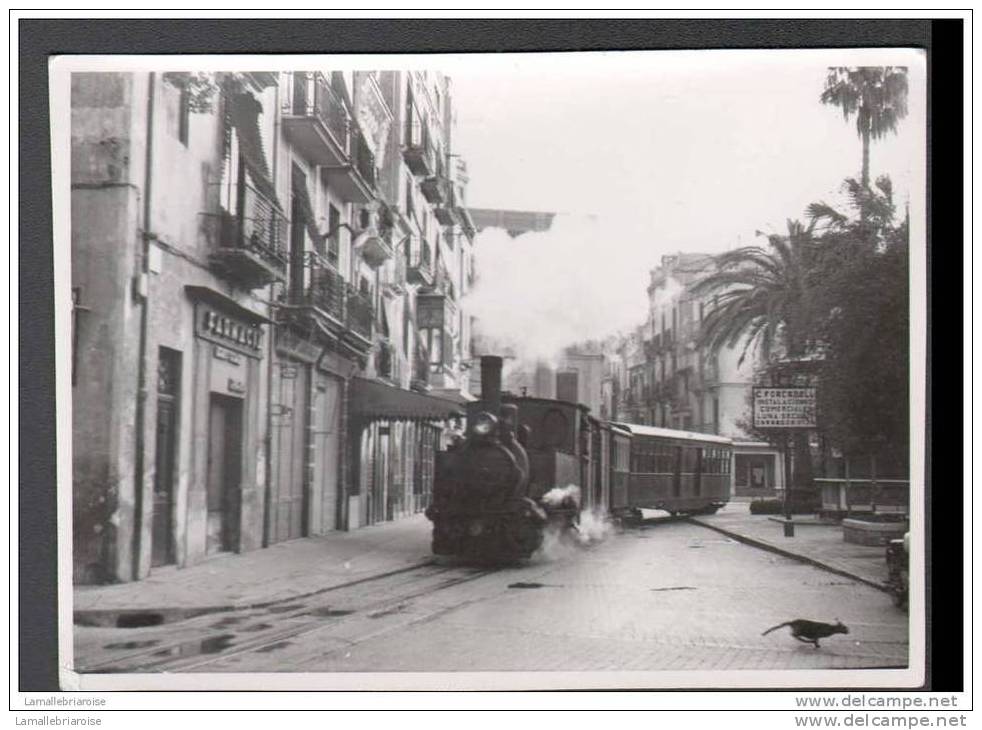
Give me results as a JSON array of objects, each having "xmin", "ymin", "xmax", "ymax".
[{"xmin": 465, "ymin": 215, "xmax": 650, "ymax": 365}]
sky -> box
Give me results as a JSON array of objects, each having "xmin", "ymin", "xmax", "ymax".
[{"xmin": 445, "ymin": 49, "xmax": 926, "ymax": 361}]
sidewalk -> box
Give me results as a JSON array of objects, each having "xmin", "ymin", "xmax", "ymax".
[
  {"xmin": 74, "ymin": 514, "xmax": 433, "ymax": 626},
  {"xmin": 688, "ymin": 501, "xmax": 894, "ymax": 591},
  {"xmin": 74, "ymin": 503, "xmax": 896, "ymax": 627}
]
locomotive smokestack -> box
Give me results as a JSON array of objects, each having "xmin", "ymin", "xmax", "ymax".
[{"xmin": 481, "ymin": 355, "xmax": 503, "ymax": 414}]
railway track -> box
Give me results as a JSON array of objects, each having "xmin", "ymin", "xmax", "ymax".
[{"xmin": 81, "ymin": 561, "xmax": 498, "ymax": 673}]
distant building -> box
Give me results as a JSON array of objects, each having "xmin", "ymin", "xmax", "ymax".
[{"xmin": 611, "ymin": 253, "xmax": 784, "ymax": 497}]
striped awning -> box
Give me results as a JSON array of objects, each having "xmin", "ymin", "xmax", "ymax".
[{"xmin": 350, "ymin": 377, "xmax": 464, "ymax": 422}]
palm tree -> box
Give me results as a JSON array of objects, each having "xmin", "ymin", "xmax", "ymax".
[
  {"xmin": 692, "ymin": 219, "xmax": 820, "ymax": 365},
  {"xmin": 820, "ymin": 66, "xmax": 909, "ymax": 188},
  {"xmin": 692, "ymin": 220, "xmax": 822, "ymax": 494}
]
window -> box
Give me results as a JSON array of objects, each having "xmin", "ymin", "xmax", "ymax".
[
  {"xmin": 177, "ymin": 82, "xmax": 190, "ymax": 146},
  {"xmin": 403, "ymin": 294, "xmax": 411, "ymax": 357},
  {"xmin": 326, "ymin": 204, "xmax": 340, "ymax": 265},
  {"xmin": 426, "ymin": 328, "xmax": 442, "ymax": 365},
  {"xmin": 405, "ymin": 176, "xmax": 415, "ymax": 218}
]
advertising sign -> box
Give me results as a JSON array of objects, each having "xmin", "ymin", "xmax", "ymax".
[{"xmin": 752, "ymin": 387, "xmax": 817, "ymax": 429}]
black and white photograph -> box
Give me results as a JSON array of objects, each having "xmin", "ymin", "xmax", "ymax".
[
  {"xmin": 48, "ymin": 48, "xmax": 928, "ymax": 692},
  {"xmin": 17, "ymin": 14, "xmax": 966, "ymax": 711}
]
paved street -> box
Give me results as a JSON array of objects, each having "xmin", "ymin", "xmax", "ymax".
[{"xmin": 75, "ymin": 519, "xmax": 908, "ymax": 674}]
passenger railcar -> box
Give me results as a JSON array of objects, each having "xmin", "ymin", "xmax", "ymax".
[{"xmin": 613, "ymin": 423, "xmax": 732, "ymax": 518}]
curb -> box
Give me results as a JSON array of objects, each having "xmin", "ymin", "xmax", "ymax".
[
  {"xmin": 688, "ymin": 517, "xmax": 891, "ymax": 594},
  {"xmin": 74, "ymin": 559, "xmax": 435, "ymax": 628}
]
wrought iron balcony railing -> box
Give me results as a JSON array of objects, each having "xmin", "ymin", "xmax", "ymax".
[
  {"xmin": 301, "ymin": 250, "xmax": 346, "ymax": 322},
  {"xmin": 346, "ymin": 285, "xmax": 374, "ymax": 340},
  {"xmin": 210, "ymin": 180, "xmax": 288, "ymax": 289},
  {"xmin": 282, "ymin": 72, "xmax": 350, "ymax": 165},
  {"xmin": 403, "ymin": 116, "xmax": 435, "ymax": 177},
  {"xmin": 352, "ymin": 128, "xmax": 377, "ymax": 189}
]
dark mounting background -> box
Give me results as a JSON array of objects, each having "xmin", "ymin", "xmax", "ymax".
[{"xmin": 19, "ymin": 17, "xmax": 962, "ymax": 693}]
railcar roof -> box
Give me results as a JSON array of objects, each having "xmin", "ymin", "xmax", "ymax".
[{"xmin": 613, "ymin": 422, "xmax": 733, "ymax": 445}]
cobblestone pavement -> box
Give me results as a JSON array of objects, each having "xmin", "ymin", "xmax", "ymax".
[{"xmin": 74, "ymin": 520, "xmax": 908, "ymax": 676}]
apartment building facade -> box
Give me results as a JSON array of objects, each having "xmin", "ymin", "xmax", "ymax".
[
  {"xmin": 611, "ymin": 253, "xmax": 784, "ymax": 497},
  {"xmin": 71, "ymin": 69, "xmax": 476, "ymax": 584}
]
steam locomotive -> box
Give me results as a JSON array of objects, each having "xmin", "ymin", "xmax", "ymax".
[{"xmin": 425, "ymin": 355, "xmax": 733, "ymax": 561}]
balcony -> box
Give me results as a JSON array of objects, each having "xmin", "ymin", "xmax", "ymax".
[
  {"xmin": 358, "ymin": 203, "xmax": 395, "ymax": 269},
  {"xmin": 283, "ymin": 72, "xmax": 376, "ymax": 203},
  {"xmin": 421, "ymin": 174, "xmax": 451, "ymax": 207},
  {"xmin": 292, "ymin": 251, "xmax": 373, "ymax": 350},
  {"xmin": 403, "ymin": 118, "xmax": 435, "ymax": 177},
  {"xmin": 346, "ymin": 285, "xmax": 374, "ymax": 343},
  {"xmin": 405, "ymin": 238, "xmax": 434, "ymax": 286},
  {"xmin": 325, "ymin": 129, "xmax": 376, "ymax": 204},
  {"xmin": 299, "ymin": 251, "xmax": 346, "ymax": 325},
  {"xmin": 209, "ymin": 181, "xmax": 288, "ymax": 289},
  {"xmin": 457, "ymin": 206, "xmax": 476, "ymax": 239},
  {"xmin": 381, "ymin": 254, "xmax": 407, "ymax": 298},
  {"xmin": 282, "ymin": 72, "xmax": 350, "ymax": 167}
]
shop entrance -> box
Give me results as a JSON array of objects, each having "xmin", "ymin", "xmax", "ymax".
[
  {"xmin": 271, "ymin": 359, "xmax": 309, "ymax": 542},
  {"xmin": 369, "ymin": 426, "xmax": 391, "ymax": 525},
  {"xmin": 312, "ymin": 373, "xmax": 341, "ymax": 532},
  {"xmin": 151, "ymin": 347, "xmax": 181, "ymax": 567},
  {"xmin": 206, "ymin": 393, "xmax": 243, "ymax": 554}
]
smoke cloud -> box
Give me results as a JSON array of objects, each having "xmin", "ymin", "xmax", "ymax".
[{"xmin": 465, "ymin": 215, "xmax": 650, "ymax": 365}]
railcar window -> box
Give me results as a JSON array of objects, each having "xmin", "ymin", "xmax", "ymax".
[{"xmin": 682, "ymin": 446, "xmax": 699, "ymax": 472}]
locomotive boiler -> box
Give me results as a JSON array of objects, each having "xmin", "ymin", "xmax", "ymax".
[{"xmin": 425, "ymin": 356, "xmax": 580, "ymax": 561}]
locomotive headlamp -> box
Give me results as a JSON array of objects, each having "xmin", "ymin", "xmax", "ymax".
[{"xmin": 470, "ymin": 412, "xmax": 498, "ymax": 437}]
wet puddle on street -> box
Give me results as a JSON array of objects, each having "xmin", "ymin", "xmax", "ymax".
[
  {"xmin": 650, "ymin": 586, "xmax": 697, "ymax": 592},
  {"xmin": 266, "ymin": 603, "xmax": 306, "ymax": 614},
  {"xmin": 254, "ymin": 641, "xmax": 293, "ymax": 653},
  {"xmin": 306, "ymin": 607, "xmax": 355, "ymax": 618},
  {"xmin": 148, "ymin": 633, "xmax": 237, "ymax": 661},
  {"xmin": 240, "ymin": 622, "xmax": 274, "ymax": 632},
  {"xmin": 103, "ymin": 639, "xmax": 160, "ymax": 650}
]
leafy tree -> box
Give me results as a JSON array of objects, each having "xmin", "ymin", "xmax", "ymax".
[
  {"xmin": 162, "ymin": 72, "xmax": 220, "ymax": 113},
  {"xmin": 806, "ymin": 177, "xmax": 910, "ymax": 473},
  {"xmin": 820, "ymin": 66, "xmax": 909, "ymax": 188}
]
